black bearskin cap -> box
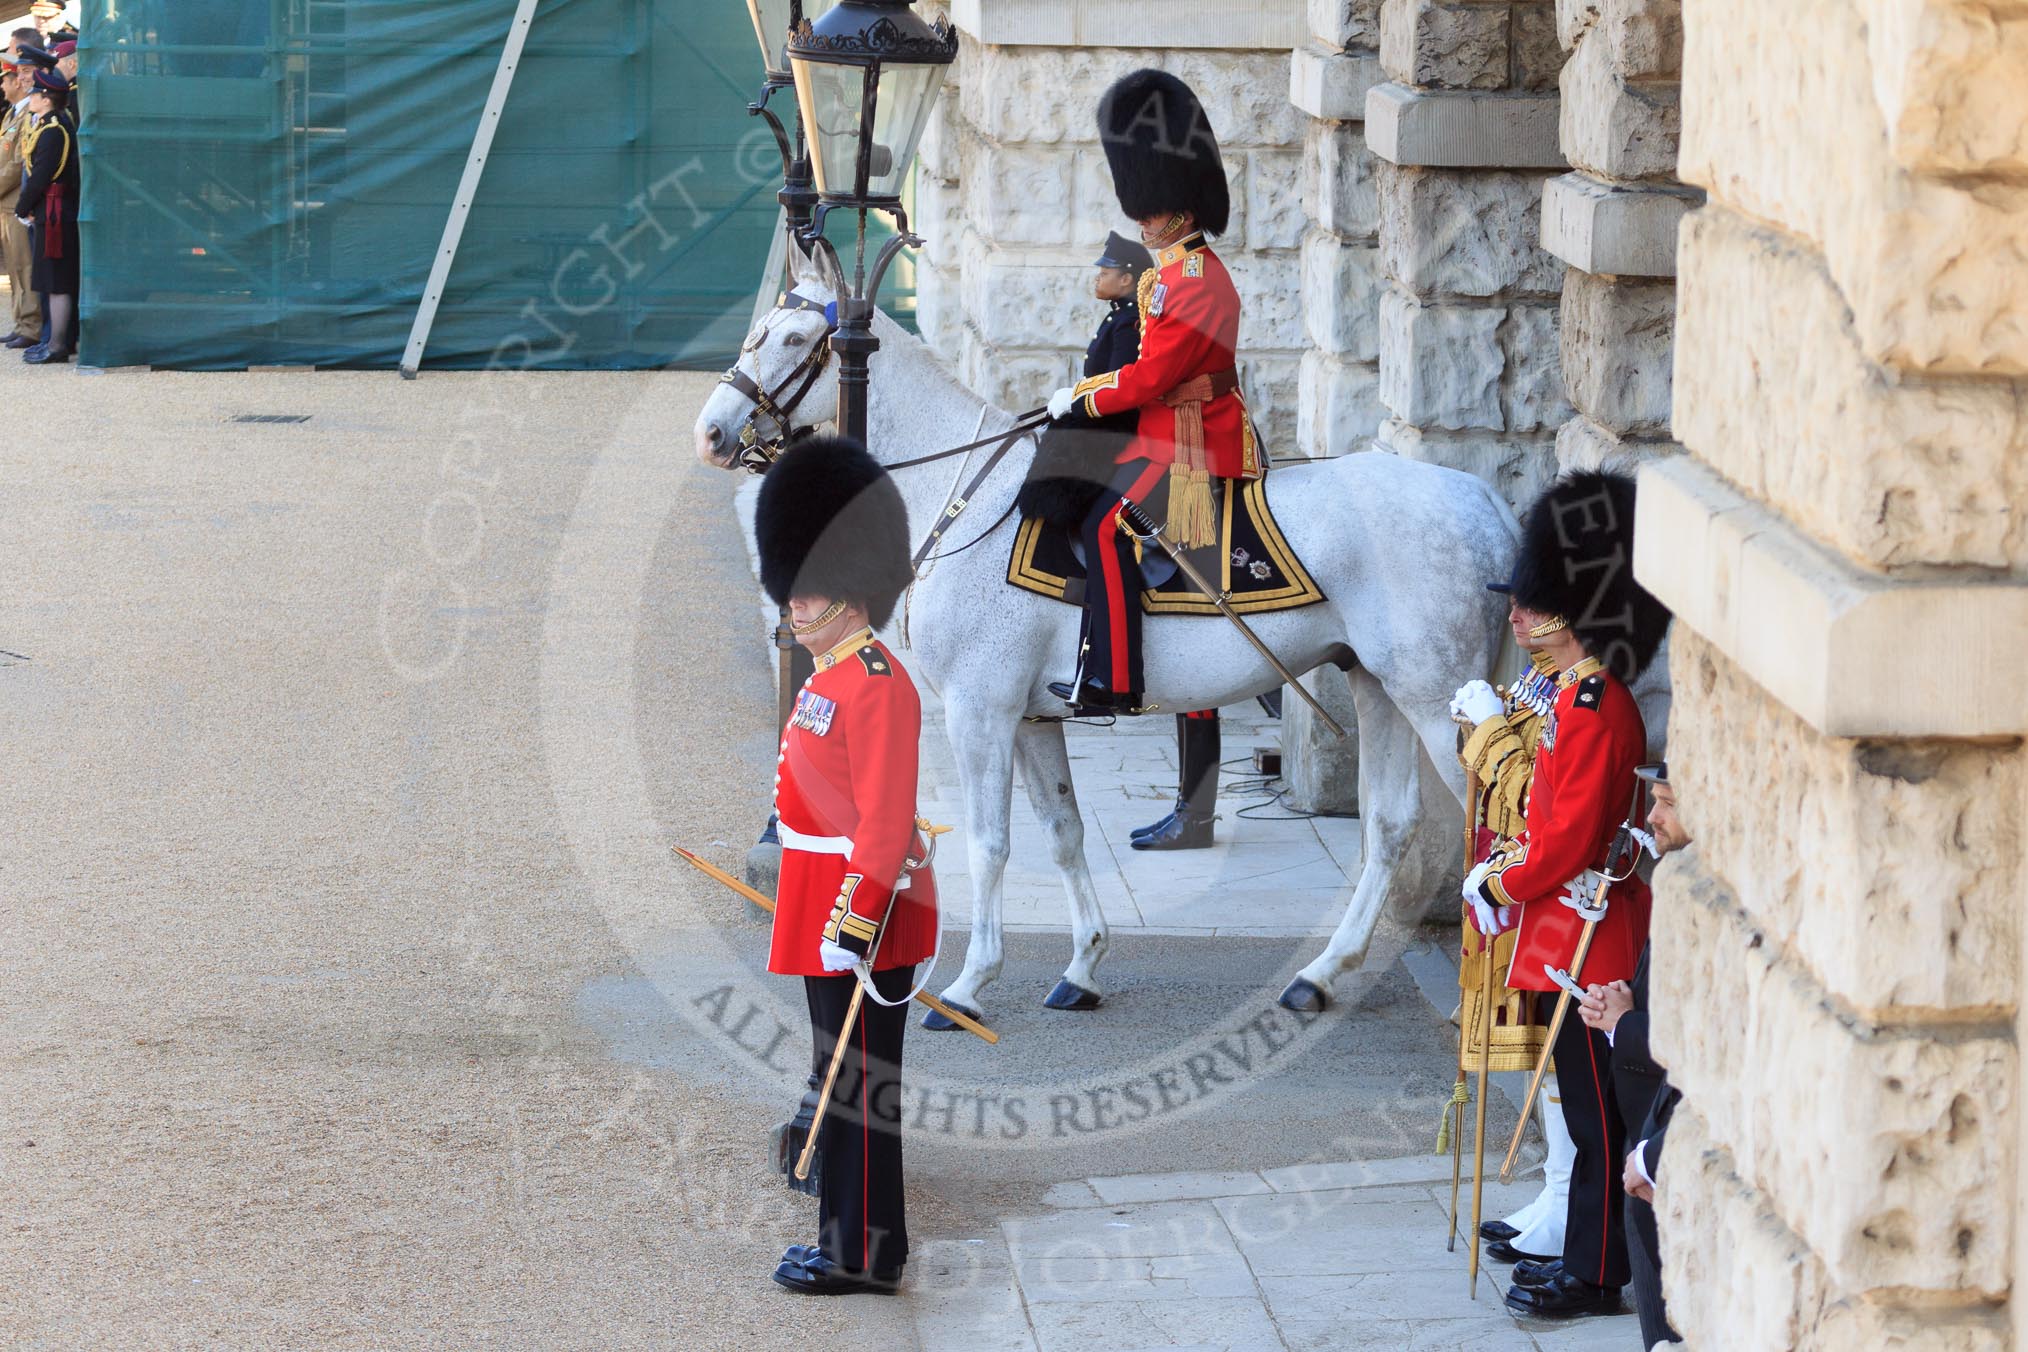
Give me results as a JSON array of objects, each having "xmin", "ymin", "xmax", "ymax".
[
  {"xmin": 755, "ymin": 436, "xmax": 913, "ymax": 629},
  {"xmin": 1509, "ymin": 469, "xmax": 1672, "ymax": 684},
  {"xmin": 1097, "ymin": 69, "xmax": 1229, "ymax": 237}
]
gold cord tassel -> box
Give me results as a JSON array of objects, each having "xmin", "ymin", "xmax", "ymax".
[
  {"xmin": 1434, "ymin": 1078, "xmax": 1470, "ymax": 1154},
  {"xmin": 1166, "ymin": 396, "xmax": 1218, "ymax": 551}
]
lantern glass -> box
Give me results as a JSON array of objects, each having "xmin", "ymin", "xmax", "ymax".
[
  {"xmin": 745, "ymin": 0, "xmax": 838, "ymax": 79},
  {"xmin": 791, "ymin": 56, "xmax": 940, "ymax": 202}
]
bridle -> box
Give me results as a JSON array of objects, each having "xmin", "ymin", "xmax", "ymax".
[{"xmin": 716, "ymin": 289, "xmax": 838, "ymax": 474}]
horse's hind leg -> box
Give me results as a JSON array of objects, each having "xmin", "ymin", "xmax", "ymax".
[
  {"xmin": 924, "ymin": 695, "xmax": 1017, "ymax": 1028},
  {"xmin": 1280, "ymin": 664, "xmax": 1435, "ymax": 1012},
  {"xmin": 1013, "ymin": 718, "xmax": 1110, "ymax": 1010}
]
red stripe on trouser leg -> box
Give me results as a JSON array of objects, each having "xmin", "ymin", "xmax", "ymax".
[
  {"xmin": 860, "ymin": 1004, "xmax": 869, "ymax": 1268},
  {"xmin": 1099, "ymin": 460, "xmax": 1171, "ymax": 692},
  {"xmin": 1183, "ymin": 709, "xmax": 1216, "ymax": 720},
  {"xmin": 1584, "ymin": 1027, "xmax": 1612, "ymax": 1285}
]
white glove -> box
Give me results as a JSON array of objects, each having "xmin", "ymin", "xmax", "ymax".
[
  {"xmin": 1629, "ymin": 825, "xmax": 1661, "ymax": 860},
  {"xmin": 1463, "ymin": 860, "xmax": 1514, "ymax": 935},
  {"xmin": 1046, "ymin": 386, "xmax": 1077, "ymax": 420},
  {"xmin": 818, "ymin": 938, "xmax": 861, "ymax": 973},
  {"xmin": 1449, "ymin": 679, "xmax": 1504, "ymax": 727}
]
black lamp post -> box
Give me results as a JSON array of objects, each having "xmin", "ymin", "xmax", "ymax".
[
  {"xmin": 742, "ymin": 0, "xmax": 837, "ymax": 233},
  {"xmin": 786, "ymin": 0, "xmax": 956, "ymax": 444}
]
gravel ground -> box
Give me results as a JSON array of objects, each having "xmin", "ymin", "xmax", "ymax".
[{"xmin": 0, "ymin": 362, "xmax": 1476, "ymax": 1349}]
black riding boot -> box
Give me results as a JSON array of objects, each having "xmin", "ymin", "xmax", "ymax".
[{"xmin": 1133, "ymin": 712, "xmax": 1218, "ymax": 850}]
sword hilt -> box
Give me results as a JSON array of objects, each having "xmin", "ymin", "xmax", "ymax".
[{"xmin": 1119, "ymin": 498, "xmax": 1160, "ymax": 539}]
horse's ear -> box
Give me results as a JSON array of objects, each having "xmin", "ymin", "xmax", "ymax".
[{"xmin": 787, "ymin": 232, "xmax": 822, "ymax": 285}]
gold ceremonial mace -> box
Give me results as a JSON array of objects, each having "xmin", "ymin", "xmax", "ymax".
[
  {"xmin": 1469, "ymin": 908, "xmax": 1495, "ymax": 1298},
  {"xmin": 671, "ymin": 846, "xmax": 1000, "ymax": 1045},
  {"xmin": 1444, "ymin": 763, "xmax": 1478, "ymax": 1254}
]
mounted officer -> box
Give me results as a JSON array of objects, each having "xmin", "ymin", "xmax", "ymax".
[{"xmin": 1043, "ymin": 68, "xmax": 1260, "ymax": 717}]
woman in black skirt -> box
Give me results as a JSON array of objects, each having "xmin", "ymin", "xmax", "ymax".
[{"xmin": 16, "ymin": 66, "xmax": 76, "ymax": 364}]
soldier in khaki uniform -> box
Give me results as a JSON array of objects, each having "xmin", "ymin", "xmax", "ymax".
[{"xmin": 0, "ymin": 56, "xmax": 40, "ymax": 348}]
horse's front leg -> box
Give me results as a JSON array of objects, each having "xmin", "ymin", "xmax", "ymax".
[
  {"xmin": 1013, "ymin": 719, "xmax": 1109, "ymax": 1009},
  {"xmin": 922, "ymin": 693, "xmax": 1018, "ymax": 1029}
]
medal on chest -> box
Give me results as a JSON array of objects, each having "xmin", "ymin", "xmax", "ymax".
[
  {"xmin": 790, "ymin": 689, "xmax": 837, "ymax": 736},
  {"xmin": 1540, "ymin": 711, "xmax": 1558, "ymax": 753},
  {"xmin": 1148, "ymin": 282, "xmax": 1168, "ymax": 316}
]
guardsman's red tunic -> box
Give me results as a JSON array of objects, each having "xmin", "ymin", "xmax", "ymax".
[
  {"xmin": 1483, "ymin": 656, "xmax": 1651, "ymax": 992},
  {"xmin": 768, "ymin": 628, "xmax": 939, "ymax": 976},
  {"xmin": 1067, "ymin": 231, "xmax": 1260, "ymax": 479}
]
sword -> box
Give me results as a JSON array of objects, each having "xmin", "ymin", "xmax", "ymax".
[
  {"xmin": 672, "ymin": 846, "xmax": 1000, "ymax": 1045},
  {"xmin": 1119, "ymin": 500, "xmax": 1346, "ymax": 739},
  {"xmin": 1497, "ymin": 782, "xmax": 1645, "ymax": 1182}
]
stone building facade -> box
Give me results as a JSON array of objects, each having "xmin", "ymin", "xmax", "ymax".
[{"xmin": 914, "ymin": 8, "xmax": 2028, "ymax": 1342}]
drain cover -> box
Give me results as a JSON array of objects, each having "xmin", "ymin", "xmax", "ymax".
[{"xmin": 231, "ymin": 413, "xmax": 312, "ymax": 424}]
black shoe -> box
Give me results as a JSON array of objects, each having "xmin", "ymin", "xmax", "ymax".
[
  {"xmin": 771, "ymin": 1252, "xmax": 902, "ymax": 1295},
  {"xmin": 782, "ymin": 1242, "xmax": 818, "ymax": 1266},
  {"xmin": 1130, "ymin": 809, "xmax": 1179, "ymax": 841},
  {"xmin": 1511, "ymin": 1256, "xmax": 1564, "ymax": 1288},
  {"xmin": 1486, "ymin": 1238, "xmax": 1555, "ymax": 1264},
  {"xmin": 4, "ymin": 334, "xmax": 33, "ymax": 350},
  {"xmin": 1478, "ymin": 1220, "xmax": 1519, "ymax": 1242},
  {"xmin": 1047, "ymin": 679, "xmax": 1144, "ymax": 716},
  {"xmin": 23, "ymin": 344, "xmax": 67, "ymax": 365},
  {"xmin": 1130, "ymin": 809, "xmax": 1214, "ymax": 851},
  {"xmin": 1504, "ymin": 1271, "xmax": 1622, "ymax": 1318}
]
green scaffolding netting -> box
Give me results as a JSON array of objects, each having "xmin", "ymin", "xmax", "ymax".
[{"xmin": 77, "ymin": 0, "xmax": 909, "ymax": 371}]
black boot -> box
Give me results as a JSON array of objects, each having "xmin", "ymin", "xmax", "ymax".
[
  {"xmin": 1131, "ymin": 809, "xmax": 1214, "ymax": 850},
  {"xmin": 1048, "ymin": 678, "xmax": 1144, "ymax": 716},
  {"xmin": 1130, "ymin": 804, "xmax": 1183, "ymax": 841},
  {"xmin": 1133, "ymin": 713, "xmax": 1217, "ymax": 849}
]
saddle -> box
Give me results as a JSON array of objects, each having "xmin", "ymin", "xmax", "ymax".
[{"xmin": 1006, "ymin": 470, "xmax": 1326, "ymax": 617}]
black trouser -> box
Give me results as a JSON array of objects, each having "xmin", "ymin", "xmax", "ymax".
[
  {"xmin": 804, "ymin": 964, "xmax": 915, "ymax": 1275},
  {"xmin": 1077, "ymin": 456, "xmax": 1169, "ymax": 697},
  {"xmin": 1626, "ymin": 1193, "xmax": 1679, "ymax": 1343},
  {"xmin": 1541, "ymin": 991, "xmax": 1630, "ymax": 1288}
]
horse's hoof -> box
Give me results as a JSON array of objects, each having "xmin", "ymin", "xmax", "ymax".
[
  {"xmin": 1278, "ymin": 976, "xmax": 1330, "ymax": 1013},
  {"xmin": 1043, "ymin": 979, "xmax": 1102, "ymax": 1011},
  {"xmin": 921, "ymin": 1000, "xmax": 981, "ymax": 1032}
]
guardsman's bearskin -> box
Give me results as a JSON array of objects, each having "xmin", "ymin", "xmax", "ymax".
[
  {"xmin": 1508, "ymin": 469, "xmax": 1672, "ymax": 684},
  {"xmin": 755, "ymin": 436, "xmax": 913, "ymax": 627},
  {"xmin": 1097, "ymin": 69, "xmax": 1230, "ymax": 236}
]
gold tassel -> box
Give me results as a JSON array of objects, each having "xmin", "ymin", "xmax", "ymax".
[
  {"xmin": 1168, "ymin": 463, "xmax": 1217, "ymax": 550},
  {"xmin": 1434, "ymin": 1078, "xmax": 1470, "ymax": 1154}
]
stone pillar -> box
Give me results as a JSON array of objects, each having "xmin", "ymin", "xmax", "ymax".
[
  {"xmin": 1635, "ymin": 0, "xmax": 2028, "ymax": 1346},
  {"xmin": 1542, "ymin": 0, "xmax": 1690, "ymax": 470},
  {"xmin": 1364, "ymin": 0, "xmax": 1572, "ymax": 513}
]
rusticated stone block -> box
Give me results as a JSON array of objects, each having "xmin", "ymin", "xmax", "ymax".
[
  {"xmin": 957, "ymin": 330, "xmax": 1070, "ymax": 416},
  {"xmin": 1381, "ymin": 0, "xmax": 1511, "ymax": 90},
  {"xmin": 1660, "ymin": 626, "xmax": 2021, "ymax": 1015},
  {"xmin": 1224, "ymin": 252, "xmax": 1307, "ymax": 352},
  {"xmin": 1674, "ymin": 208, "xmax": 2028, "ymax": 571},
  {"xmin": 1377, "ymin": 162, "xmax": 1563, "ymax": 297},
  {"xmin": 1168, "ymin": 50, "xmax": 1308, "ymax": 148},
  {"xmin": 1553, "ymin": 412, "xmax": 1674, "ymax": 470},
  {"xmin": 1282, "ymin": 666, "xmax": 1360, "ymax": 813},
  {"xmin": 1498, "ymin": 301, "xmax": 1570, "ymax": 431},
  {"xmin": 961, "ymin": 48, "xmax": 1300, "ymax": 149},
  {"xmin": 1604, "ymin": 0, "xmax": 1681, "ymax": 80},
  {"xmin": 914, "ymin": 262, "xmax": 962, "ymax": 354},
  {"xmin": 1365, "ymin": 82, "xmax": 1566, "ymax": 167},
  {"xmin": 1290, "ymin": 41, "xmax": 1386, "ymax": 122},
  {"xmin": 1301, "ymin": 229, "xmax": 1384, "ymax": 360},
  {"xmin": 1866, "ymin": 0, "xmax": 2028, "ymax": 178},
  {"xmin": 1678, "ymin": 0, "xmax": 2028, "ymax": 374},
  {"xmin": 1247, "ymin": 150, "xmax": 1308, "ymax": 252},
  {"xmin": 1242, "ymin": 351, "xmax": 1302, "ymax": 457},
  {"xmin": 1559, "ymin": 24, "xmax": 1680, "ymax": 181},
  {"xmin": 1556, "ymin": 0, "xmax": 1600, "ymax": 51},
  {"xmin": 969, "ymin": 145, "xmax": 1076, "ymax": 246},
  {"xmin": 1375, "ymin": 417, "xmax": 1559, "ymax": 511},
  {"xmin": 1539, "ymin": 171, "xmax": 1689, "ymax": 276},
  {"xmin": 1650, "ymin": 860, "xmax": 2016, "ymax": 1297},
  {"xmin": 1297, "ymin": 349, "xmax": 1386, "ymax": 457},
  {"xmin": 1378, "ymin": 288, "xmax": 1504, "ymax": 429},
  {"xmin": 1309, "ymin": 0, "xmax": 1385, "ymax": 49},
  {"xmin": 951, "ymin": 0, "xmax": 1303, "ymax": 50},
  {"xmin": 1509, "ymin": 2, "xmax": 1563, "ymax": 91},
  {"xmin": 1558, "ymin": 269, "xmax": 1673, "ymax": 434},
  {"xmin": 913, "ymin": 174, "xmax": 963, "ymax": 272},
  {"xmin": 1304, "ymin": 120, "xmax": 1381, "ymax": 240}
]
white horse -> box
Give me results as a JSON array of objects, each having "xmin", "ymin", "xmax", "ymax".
[{"xmin": 693, "ymin": 252, "xmax": 1520, "ymax": 1022}]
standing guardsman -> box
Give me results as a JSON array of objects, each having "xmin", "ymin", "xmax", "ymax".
[
  {"xmin": 755, "ymin": 436, "xmax": 940, "ymax": 1295},
  {"xmin": 1042, "ymin": 69, "xmax": 1261, "ymax": 716},
  {"xmin": 1448, "ymin": 617, "xmax": 1579, "ymax": 1266},
  {"xmin": 1462, "ymin": 469, "xmax": 1670, "ymax": 1319},
  {"xmin": 15, "ymin": 62, "xmax": 75, "ymax": 363}
]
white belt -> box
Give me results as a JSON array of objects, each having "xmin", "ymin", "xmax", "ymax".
[{"xmin": 778, "ymin": 822, "xmax": 912, "ymax": 890}]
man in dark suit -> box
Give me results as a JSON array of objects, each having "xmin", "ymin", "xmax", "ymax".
[{"xmin": 1577, "ymin": 761, "xmax": 1689, "ymax": 1346}]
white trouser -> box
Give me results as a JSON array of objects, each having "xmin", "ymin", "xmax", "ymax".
[{"xmin": 1500, "ymin": 1077, "xmax": 1574, "ymax": 1255}]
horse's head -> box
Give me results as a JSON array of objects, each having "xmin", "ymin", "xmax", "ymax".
[{"xmin": 693, "ymin": 244, "xmax": 842, "ymax": 471}]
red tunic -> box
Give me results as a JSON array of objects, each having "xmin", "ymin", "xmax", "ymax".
[
  {"xmin": 768, "ymin": 631, "xmax": 940, "ymax": 977},
  {"xmin": 1484, "ymin": 658, "xmax": 1651, "ymax": 993},
  {"xmin": 1067, "ymin": 233, "xmax": 1261, "ymax": 480}
]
